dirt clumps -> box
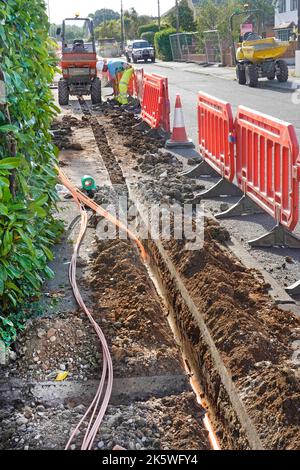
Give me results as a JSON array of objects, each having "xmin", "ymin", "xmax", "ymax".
[
  {"xmin": 205, "ymin": 218, "xmax": 230, "ymax": 243},
  {"xmin": 88, "ymin": 237, "xmax": 182, "ymax": 377},
  {"xmin": 51, "ymin": 115, "xmax": 90, "ymax": 151},
  {"xmin": 161, "ymin": 220, "xmax": 300, "ymax": 449},
  {"xmin": 108, "ymin": 110, "xmax": 165, "ymax": 155}
]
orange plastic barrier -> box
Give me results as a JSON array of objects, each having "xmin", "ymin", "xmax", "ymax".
[
  {"xmin": 198, "ymin": 92, "xmax": 235, "ymax": 181},
  {"xmin": 236, "ymin": 106, "xmax": 300, "ymax": 231},
  {"xmin": 141, "ymin": 73, "xmax": 163, "ymax": 129},
  {"xmin": 151, "ymin": 73, "xmax": 170, "ymax": 133},
  {"xmin": 141, "ymin": 73, "xmax": 170, "ymax": 132}
]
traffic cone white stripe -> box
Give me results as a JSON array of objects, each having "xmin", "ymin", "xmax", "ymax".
[
  {"xmin": 173, "ymin": 108, "xmax": 185, "ymax": 129},
  {"xmin": 166, "ymin": 94, "xmax": 195, "ymax": 149}
]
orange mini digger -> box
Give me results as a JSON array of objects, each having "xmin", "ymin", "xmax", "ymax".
[{"xmin": 57, "ymin": 16, "xmax": 101, "ymax": 105}]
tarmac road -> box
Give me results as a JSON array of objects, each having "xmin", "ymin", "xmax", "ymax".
[{"xmin": 141, "ymin": 61, "xmax": 300, "ymax": 143}]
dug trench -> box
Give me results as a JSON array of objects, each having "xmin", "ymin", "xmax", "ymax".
[
  {"xmin": 1, "ymin": 104, "xmax": 300, "ymax": 450},
  {"xmin": 0, "ymin": 112, "xmax": 211, "ymax": 451},
  {"xmin": 89, "ymin": 104, "xmax": 300, "ymax": 450}
]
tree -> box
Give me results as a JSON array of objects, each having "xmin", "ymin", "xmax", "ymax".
[
  {"xmin": 167, "ymin": 0, "xmax": 196, "ymax": 32},
  {"xmin": 89, "ymin": 9, "xmax": 120, "ymax": 28},
  {"xmin": 197, "ymin": 0, "xmax": 252, "ymax": 41},
  {"xmin": 246, "ymin": 0, "xmax": 275, "ymax": 26},
  {"xmin": 123, "ymin": 9, "xmax": 153, "ymax": 40},
  {"xmin": 91, "ymin": 7, "xmax": 154, "ymax": 42},
  {"xmin": 94, "ymin": 20, "xmax": 122, "ymax": 41}
]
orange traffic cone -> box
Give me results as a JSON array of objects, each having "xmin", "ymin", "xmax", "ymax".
[{"xmin": 166, "ymin": 94, "xmax": 194, "ymax": 148}]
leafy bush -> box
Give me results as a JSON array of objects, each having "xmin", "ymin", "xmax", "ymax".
[
  {"xmin": 141, "ymin": 31, "xmax": 156, "ymax": 45},
  {"xmin": 154, "ymin": 28, "xmax": 176, "ymax": 61},
  {"xmin": 0, "ymin": 1, "xmax": 62, "ymax": 344},
  {"xmin": 138, "ymin": 23, "xmax": 159, "ymax": 38}
]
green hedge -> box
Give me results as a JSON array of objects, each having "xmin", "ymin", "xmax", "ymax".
[
  {"xmin": 154, "ymin": 28, "xmax": 176, "ymax": 61},
  {"xmin": 141, "ymin": 31, "xmax": 156, "ymax": 45},
  {"xmin": 138, "ymin": 23, "xmax": 159, "ymax": 38},
  {"xmin": 0, "ymin": 1, "xmax": 62, "ymax": 344}
]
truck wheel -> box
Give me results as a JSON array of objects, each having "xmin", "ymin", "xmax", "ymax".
[
  {"xmin": 58, "ymin": 80, "xmax": 69, "ymax": 106},
  {"xmin": 245, "ymin": 63, "xmax": 258, "ymax": 87},
  {"xmin": 133, "ymin": 57, "xmax": 138, "ymax": 64},
  {"xmin": 91, "ymin": 78, "xmax": 101, "ymax": 105},
  {"xmin": 151, "ymin": 58, "xmax": 155, "ymax": 63},
  {"xmin": 276, "ymin": 60, "xmax": 288, "ymax": 82},
  {"xmin": 236, "ymin": 64, "xmax": 246, "ymax": 85}
]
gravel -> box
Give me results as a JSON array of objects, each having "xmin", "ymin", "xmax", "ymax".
[{"xmin": 0, "ymin": 392, "xmax": 209, "ymax": 450}]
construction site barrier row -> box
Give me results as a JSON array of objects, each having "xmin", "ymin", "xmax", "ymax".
[
  {"xmin": 140, "ymin": 73, "xmax": 170, "ymax": 133},
  {"xmin": 236, "ymin": 106, "xmax": 300, "ymax": 231},
  {"xmin": 197, "ymin": 92, "xmax": 300, "ymax": 233}
]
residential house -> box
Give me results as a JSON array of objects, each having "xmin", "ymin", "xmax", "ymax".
[{"xmin": 274, "ymin": 0, "xmax": 297, "ymax": 40}]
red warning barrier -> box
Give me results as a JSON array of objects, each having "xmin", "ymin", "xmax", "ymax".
[
  {"xmin": 151, "ymin": 74, "xmax": 170, "ymax": 133},
  {"xmin": 141, "ymin": 73, "xmax": 170, "ymax": 132},
  {"xmin": 236, "ymin": 106, "xmax": 300, "ymax": 231},
  {"xmin": 198, "ymin": 92, "xmax": 235, "ymax": 181}
]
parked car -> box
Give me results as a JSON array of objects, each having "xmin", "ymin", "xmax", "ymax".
[{"xmin": 125, "ymin": 40, "xmax": 155, "ymax": 64}]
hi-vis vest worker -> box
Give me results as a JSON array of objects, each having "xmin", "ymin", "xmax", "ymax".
[
  {"xmin": 96, "ymin": 59, "xmax": 133, "ymax": 103},
  {"xmin": 117, "ymin": 67, "xmax": 134, "ymax": 105}
]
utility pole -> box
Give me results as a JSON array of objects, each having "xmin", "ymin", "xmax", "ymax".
[
  {"xmin": 121, "ymin": 0, "xmax": 124, "ymax": 52},
  {"xmin": 158, "ymin": 0, "xmax": 161, "ymax": 30},
  {"xmin": 175, "ymin": 0, "xmax": 180, "ymax": 34}
]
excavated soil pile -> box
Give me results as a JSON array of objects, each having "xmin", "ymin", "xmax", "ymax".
[
  {"xmin": 51, "ymin": 115, "xmax": 90, "ymax": 151},
  {"xmin": 107, "ymin": 110, "xmax": 165, "ymax": 155},
  {"xmin": 88, "ymin": 236, "xmax": 182, "ymax": 377},
  {"xmin": 160, "ymin": 219, "xmax": 300, "ymax": 450}
]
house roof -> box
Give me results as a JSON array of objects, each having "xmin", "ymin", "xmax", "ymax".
[{"xmin": 273, "ymin": 21, "xmax": 295, "ymax": 30}]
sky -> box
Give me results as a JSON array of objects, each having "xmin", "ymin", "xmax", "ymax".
[{"xmin": 47, "ymin": 0, "xmax": 176, "ymax": 24}]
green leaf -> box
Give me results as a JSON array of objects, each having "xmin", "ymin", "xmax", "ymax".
[
  {"xmin": 0, "ymin": 157, "xmax": 21, "ymax": 169},
  {"xmin": 0, "ymin": 124, "xmax": 18, "ymax": 133}
]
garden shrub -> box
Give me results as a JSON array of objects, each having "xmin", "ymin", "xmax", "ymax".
[
  {"xmin": 138, "ymin": 23, "xmax": 159, "ymax": 38},
  {"xmin": 0, "ymin": 1, "xmax": 62, "ymax": 344},
  {"xmin": 154, "ymin": 28, "xmax": 176, "ymax": 61}
]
